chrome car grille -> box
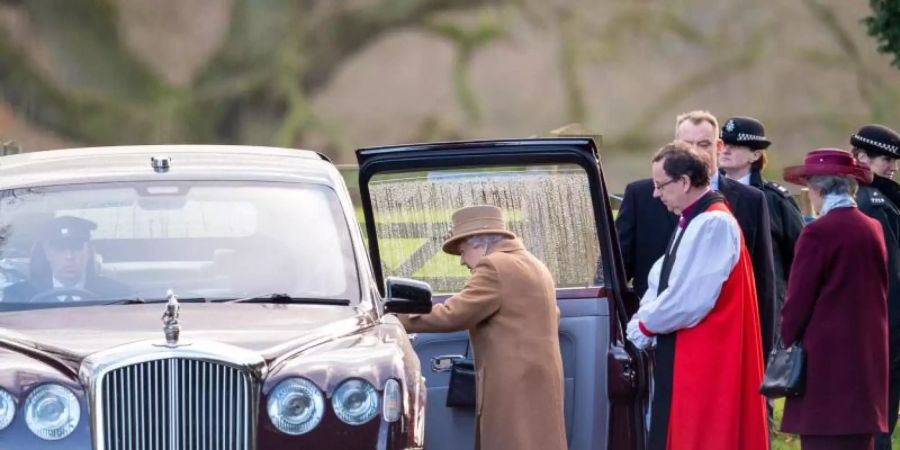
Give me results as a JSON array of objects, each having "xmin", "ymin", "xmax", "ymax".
[{"xmin": 100, "ymin": 358, "xmax": 253, "ymax": 450}]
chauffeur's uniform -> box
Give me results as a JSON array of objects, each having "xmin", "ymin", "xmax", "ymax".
[{"xmin": 2, "ymin": 216, "xmax": 130, "ymax": 303}]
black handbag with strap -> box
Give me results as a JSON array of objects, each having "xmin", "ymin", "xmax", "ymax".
[
  {"xmin": 446, "ymin": 342, "xmax": 476, "ymax": 408},
  {"xmin": 759, "ymin": 341, "xmax": 806, "ymax": 398}
]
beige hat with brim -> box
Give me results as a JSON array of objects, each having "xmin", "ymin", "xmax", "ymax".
[{"xmin": 441, "ymin": 205, "xmax": 516, "ymax": 255}]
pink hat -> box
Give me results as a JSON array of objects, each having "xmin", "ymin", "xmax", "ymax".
[{"xmin": 783, "ymin": 148, "xmax": 873, "ymax": 186}]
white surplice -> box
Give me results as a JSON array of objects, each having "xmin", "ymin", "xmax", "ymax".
[{"xmin": 626, "ymin": 208, "xmax": 742, "ymax": 348}]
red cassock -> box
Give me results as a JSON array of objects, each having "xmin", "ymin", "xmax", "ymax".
[{"xmin": 651, "ymin": 201, "xmax": 769, "ymax": 450}]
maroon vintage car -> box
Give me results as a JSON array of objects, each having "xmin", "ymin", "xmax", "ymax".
[
  {"xmin": 0, "ymin": 140, "xmax": 648, "ymax": 450},
  {"xmin": 0, "ymin": 146, "xmax": 432, "ymax": 450}
]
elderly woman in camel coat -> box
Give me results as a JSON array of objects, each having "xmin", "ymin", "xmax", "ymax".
[{"xmin": 399, "ymin": 205, "xmax": 567, "ymax": 450}]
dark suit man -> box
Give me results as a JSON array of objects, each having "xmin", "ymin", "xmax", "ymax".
[
  {"xmin": 3, "ymin": 216, "xmax": 130, "ymax": 303},
  {"xmin": 616, "ymin": 110, "xmax": 776, "ymax": 359}
]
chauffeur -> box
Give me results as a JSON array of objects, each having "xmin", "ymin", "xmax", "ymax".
[
  {"xmin": 719, "ymin": 116, "xmax": 804, "ymax": 343},
  {"xmin": 850, "ymin": 124, "xmax": 900, "ymax": 450},
  {"xmin": 3, "ymin": 216, "xmax": 130, "ymax": 303}
]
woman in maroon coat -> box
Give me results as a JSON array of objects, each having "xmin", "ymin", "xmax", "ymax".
[{"xmin": 781, "ymin": 148, "xmax": 889, "ymax": 449}]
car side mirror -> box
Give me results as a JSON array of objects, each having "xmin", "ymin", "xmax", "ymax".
[{"xmin": 383, "ymin": 277, "xmax": 432, "ymax": 314}]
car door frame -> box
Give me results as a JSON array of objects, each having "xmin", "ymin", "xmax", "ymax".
[{"xmin": 356, "ymin": 138, "xmax": 647, "ymax": 450}]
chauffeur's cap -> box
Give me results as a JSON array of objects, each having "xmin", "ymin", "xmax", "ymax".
[
  {"xmin": 42, "ymin": 216, "xmax": 97, "ymax": 248},
  {"xmin": 441, "ymin": 205, "xmax": 515, "ymax": 255}
]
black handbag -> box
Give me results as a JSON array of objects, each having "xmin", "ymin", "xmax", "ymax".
[
  {"xmin": 446, "ymin": 343, "xmax": 476, "ymax": 408},
  {"xmin": 759, "ymin": 341, "xmax": 806, "ymax": 398}
]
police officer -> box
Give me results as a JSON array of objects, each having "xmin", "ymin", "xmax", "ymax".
[
  {"xmin": 850, "ymin": 124, "xmax": 900, "ymax": 450},
  {"xmin": 719, "ymin": 116, "xmax": 804, "ymax": 335}
]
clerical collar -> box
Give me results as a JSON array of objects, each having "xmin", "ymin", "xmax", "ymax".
[{"xmin": 677, "ymin": 188, "xmax": 713, "ymax": 228}]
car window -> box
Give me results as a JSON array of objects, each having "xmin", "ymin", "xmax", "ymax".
[
  {"xmin": 0, "ymin": 182, "xmax": 359, "ymax": 306},
  {"xmin": 368, "ymin": 164, "xmax": 603, "ymax": 294}
]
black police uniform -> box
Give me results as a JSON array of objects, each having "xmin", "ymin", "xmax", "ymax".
[
  {"xmin": 749, "ymin": 170, "xmax": 804, "ymax": 326},
  {"xmin": 851, "ymin": 124, "xmax": 900, "ymax": 450},
  {"xmin": 721, "ymin": 117, "xmax": 805, "ymax": 340}
]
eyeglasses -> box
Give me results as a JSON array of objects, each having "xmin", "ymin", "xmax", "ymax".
[{"xmin": 653, "ymin": 178, "xmax": 679, "ymax": 191}]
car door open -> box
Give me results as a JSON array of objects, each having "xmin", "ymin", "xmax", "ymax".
[{"xmin": 357, "ymin": 138, "xmax": 647, "ymax": 450}]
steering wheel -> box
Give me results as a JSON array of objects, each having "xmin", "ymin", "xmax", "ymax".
[{"xmin": 28, "ymin": 287, "xmax": 99, "ymax": 303}]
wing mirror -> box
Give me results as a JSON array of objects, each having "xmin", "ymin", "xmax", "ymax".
[{"xmin": 383, "ymin": 277, "xmax": 433, "ymax": 314}]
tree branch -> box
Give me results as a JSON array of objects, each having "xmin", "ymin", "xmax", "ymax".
[
  {"xmin": 301, "ymin": 0, "xmax": 495, "ymax": 92},
  {"xmin": 24, "ymin": 0, "xmax": 167, "ymax": 100},
  {"xmin": 0, "ymin": 28, "xmax": 154, "ymax": 145},
  {"xmin": 607, "ymin": 29, "xmax": 766, "ymax": 152},
  {"xmin": 801, "ymin": 0, "xmax": 886, "ymax": 119}
]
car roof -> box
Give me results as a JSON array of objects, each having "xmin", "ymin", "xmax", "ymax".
[{"xmin": 0, "ymin": 145, "xmax": 341, "ymax": 189}]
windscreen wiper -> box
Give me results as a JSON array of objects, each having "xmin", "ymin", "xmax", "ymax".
[
  {"xmin": 220, "ymin": 293, "xmax": 350, "ymax": 305},
  {"xmin": 104, "ymin": 297, "xmax": 147, "ymax": 305},
  {"xmin": 104, "ymin": 297, "xmax": 210, "ymax": 306}
]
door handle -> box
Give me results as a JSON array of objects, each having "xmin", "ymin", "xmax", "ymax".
[{"xmin": 430, "ymin": 354, "xmax": 465, "ymax": 372}]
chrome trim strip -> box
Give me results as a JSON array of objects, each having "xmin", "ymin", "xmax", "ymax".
[
  {"xmin": 80, "ymin": 340, "xmax": 267, "ymax": 450},
  {"xmin": 167, "ymin": 358, "xmax": 177, "ymax": 450},
  {"xmin": 430, "ymin": 354, "xmax": 465, "ymax": 373}
]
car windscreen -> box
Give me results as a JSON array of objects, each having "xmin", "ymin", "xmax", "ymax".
[{"xmin": 0, "ymin": 181, "xmax": 360, "ymax": 307}]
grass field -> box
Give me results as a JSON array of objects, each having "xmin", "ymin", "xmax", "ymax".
[
  {"xmin": 772, "ymin": 399, "xmax": 900, "ymax": 449},
  {"xmin": 772, "ymin": 399, "xmax": 799, "ymax": 449}
]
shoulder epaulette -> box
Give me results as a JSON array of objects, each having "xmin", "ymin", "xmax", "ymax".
[
  {"xmin": 869, "ymin": 189, "xmax": 887, "ymax": 206},
  {"xmin": 764, "ymin": 181, "xmax": 792, "ymax": 199}
]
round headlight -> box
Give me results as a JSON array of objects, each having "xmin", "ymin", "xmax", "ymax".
[
  {"xmin": 24, "ymin": 384, "xmax": 80, "ymax": 440},
  {"xmin": 332, "ymin": 379, "xmax": 379, "ymax": 425},
  {"xmin": 0, "ymin": 389, "xmax": 15, "ymax": 430},
  {"xmin": 267, "ymin": 378, "xmax": 324, "ymax": 435}
]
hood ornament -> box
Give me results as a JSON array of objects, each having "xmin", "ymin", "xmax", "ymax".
[{"xmin": 161, "ymin": 289, "xmax": 181, "ymax": 346}]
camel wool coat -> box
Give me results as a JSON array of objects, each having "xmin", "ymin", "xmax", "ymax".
[{"xmin": 400, "ymin": 238, "xmax": 567, "ymax": 450}]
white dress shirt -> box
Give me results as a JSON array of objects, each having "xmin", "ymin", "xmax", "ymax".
[{"xmin": 52, "ymin": 276, "xmax": 86, "ymax": 301}]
